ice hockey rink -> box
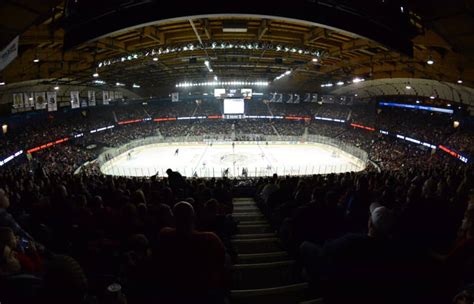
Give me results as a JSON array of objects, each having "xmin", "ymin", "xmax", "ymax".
[{"xmin": 100, "ymin": 142, "xmax": 367, "ymax": 177}]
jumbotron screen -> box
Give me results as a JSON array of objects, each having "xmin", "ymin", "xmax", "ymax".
[{"xmin": 223, "ymin": 98, "xmax": 245, "ymax": 114}]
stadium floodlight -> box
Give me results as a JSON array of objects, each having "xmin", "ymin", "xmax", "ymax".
[
  {"xmin": 33, "ymin": 58, "xmax": 39, "ymax": 63},
  {"xmin": 457, "ymin": 80, "xmax": 463, "ymax": 84},
  {"xmin": 427, "ymin": 59, "xmax": 434, "ymax": 65},
  {"xmin": 430, "ymin": 96, "xmax": 435, "ymax": 99},
  {"xmin": 54, "ymin": 86, "xmax": 60, "ymax": 90},
  {"xmin": 0, "ymin": 82, "xmax": 5, "ymax": 86}
]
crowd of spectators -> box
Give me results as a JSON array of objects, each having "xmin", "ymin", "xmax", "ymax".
[
  {"xmin": 256, "ymin": 165, "xmax": 473, "ymax": 304},
  {"xmin": 0, "ymin": 98, "xmax": 472, "ymax": 303}
]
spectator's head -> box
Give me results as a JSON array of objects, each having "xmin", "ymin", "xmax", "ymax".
[
  {"xmin": 0, "ymin": 227, "xmax": 17, "ymax": 249},
  {"xmin": 0, "ymin": 188, "xmax": 10, "ymax": 209},
  {"xmin": 166, "ymin": 169, "xmax": 173, "ymax": 176},
  {"xmin": 42, "ymin": 255, "xmax": 87, "ymax": 304},
  {"xmin": 368, "ymin": 203, "xmax": 395, "ymax": 238},
  {"xmin": 173, "ymin": 201, "xmax": 195, "ymax": 235},
  {"xmin": 127, "ymin": 234, "xmax": 150, "ymax": 259},
  {"xmin": 0, "ymin": 243, "xmax": 21, "ymax": 275}
]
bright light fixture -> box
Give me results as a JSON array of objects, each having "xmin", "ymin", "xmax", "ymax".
[
  {"xmin": 132, "ymin": 84, "xmax": 140, "ymax": 88},
  {"xmin": 54, "ymin": 86, "xmax": 59, "ymax": 90},
  {"xmin": 427, "ymin": 59, "xmax": 434, "ymax": 65},
  {"xmin": 457, "ymin": 80, "xmax": 463, "ymax": 84},
  {"xmin": 355, "ymin": 94, "xmax": 358, "ymax": 97},
  {"xmin": 153, "ymin": 57, "xmax": 158, "ymax": 61},
  {"xmin": 430, "ymin": 96, "xmax": 435, "ymax": 99},
  {"xmin": 204, "ymin": 60, "xmax": 210, "ymax": 66},
  {"xmin": 405, "ymin": 85, "xmax": 411, "ymax": 90},
  {"xmin": 312, "ymin": 58, "xmax": 318, "ymax": 62},
  {"xmin": 284, "ymin": 70, "xmax": 291, "ymax": 75},
  {"xmin": 337, "ymin": 81, "xmax": 344, "ymax": 86},
  {"xmin": 93, "ymin": 72, "xmax": 99, "ymax": 78},
  {"xmin": 33, "ymin": 58, "xmax": 39, "ymax": 63},
  {"xmin": 353, "ymin": 77, "xmax": 364, "ymax": 83},
  {"xmin": 0, "ymin": 82, "xmax": 5, "ymax": 86}
]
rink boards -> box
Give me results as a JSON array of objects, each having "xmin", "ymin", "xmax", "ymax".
[{"xmin": 100, "ymin": 141, "xmax": 367, "ymax": 177}]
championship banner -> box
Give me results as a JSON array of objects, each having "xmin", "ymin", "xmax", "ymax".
[
  {"xmin": 34, "ymin": 92, "xmax": 47, "ymax": 110},
  {"xmin": 171, "ymin": 92, "xmax": 179, "ymax": 102},
  {"xmin": 70, "ymin": 91, "xmax": 80, "ymax": 109},
  {"xmin": 24, "ymin": 92, "xmax": 34, "ymax": 108},
  {"xmin": 0, "ymin": 36, "xmax": 19, "ymax": 71},
  {"xmin": 12, "ymin": 93, "xmax": 24, "ymax": 109},
  {"xmin": 294, "ymin": 94, "xmax": 300, "ymax": 104},
  {"xmin": 47, "ymin": 91, "xmax": 57, "ymax": 112},
  {"xmin": 114, "ymin": 91, "xmax": 121, "ymax": 101},
  {"xmin": 303, "ymin": 93, "xmax": 311, "ymax": 102},
  {"xmin": 81, "ymin": 97, "xmax": 88, "ymax": 108},
  {"xmin": 285, "ymin": 94, "xmax": 293, "ymax": 103},
  {"xmin": 275, "ymin": 93, "xmax": 283, "ymax": 103},
  {"xmin": 311, "ymin": 94, "xmax": 318, "ymax": 103},
  {"xmin": 109, "ymin": 91, "xmax": 116, "ymax": 101},
  {"xmin": 88, "ymin": 91, "xmax": 96, "ymax": 106},
  {"xmin": 103, "ymin": 91, "xmax": 110, "ymax": 105}
]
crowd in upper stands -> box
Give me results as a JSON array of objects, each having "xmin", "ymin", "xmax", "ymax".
[{"xmin": 0, "ymin": 98, "xmax": 473, "ymax": 303}]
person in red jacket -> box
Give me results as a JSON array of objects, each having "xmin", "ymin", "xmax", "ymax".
[
  {"xmin": 154, "ymin": 201, "xmax": 227, "ymax": 303},
  {"xmin": 0, "ymin": 227, "xmax": 43, "ymax": 273}
]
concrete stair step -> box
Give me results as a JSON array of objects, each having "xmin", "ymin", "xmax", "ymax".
[
  {"xmin": 232, "ymin": 237, "xmax": 282, "ymax": 254},
  {"xmin": 232, "ymin": 260, "xmax": 301, "ymax": 289},
  {"xmin": 238, "ymin": 224, "xmax": 274, "ymax": 234},
  {"xmin": 230, "ymin": 283, "xmax": 309, "ymax": 304},
  {"xmin": 234, "ymin": 214, "xmax": 266, "ymax": 221},
  {"xmin": 238, "ymin": 219, "xmax": 268, "ymax": 225},
  {"xmin": 237, "ymin": 251, "xmax": 290, "ymax": 264},
  {"xmin": 234, "ymin": 206, "xmax": 260, "ymax": 212},
  {"xmin": 233, "ymin": 233, "xmax": 276, "ymax": 239}
]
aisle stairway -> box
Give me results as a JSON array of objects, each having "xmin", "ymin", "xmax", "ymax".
[{"xmin": 230, "ymin": 198, "xmax": 321, "ymax": 304}]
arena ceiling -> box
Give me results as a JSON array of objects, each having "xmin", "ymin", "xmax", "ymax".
[{"xmin": 0, "ymin": 0, "xmax": 473, "ymax": 101}]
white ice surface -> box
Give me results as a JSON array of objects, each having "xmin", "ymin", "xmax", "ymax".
[{"xmin": 101, "ymin": 142, "xmax": 366, "ymax": 177}]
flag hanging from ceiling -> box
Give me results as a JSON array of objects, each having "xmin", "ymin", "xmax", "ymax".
[
  {"xmin": 34, "ymin": 92, "xmax": 47, "ymax": 110},
  {"xmin": 70, "ymin": 91, "xmax": 80, "ymax": 109},
  {"xmin": 47, "ymin": 91, "xmax": 57, "ymax": 112},
  {"xmin": 88, "ymin": 91, "xmax": 96, "ymax": 106}
]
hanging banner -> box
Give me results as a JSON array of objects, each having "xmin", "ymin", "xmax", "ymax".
[
  {"xmin": 275, "ymin": 93, "xmax": 283, "ymax": 103},
  {"xmin": 285, "ymin": 94, "xmax": 293, "ymax": 103},
  {"xmin": 24, "ymin": 92, "xmax": 34, "ymax": 108},
  {"xmin": 294, "ymin": 94, "xmax": 300, "ymax": 104},
  {"xmin": 47, "ymin": 91, "xmax": 57, "ymax": 112},
  {"xmin": 81, "ymin": 97, "xmax": 88, "ymax": 108},
  {"xmin": 114, "ymin": 91, "xmax": 121, "ymax": 101},
  {"xmin": 303, "ymin": 93, "xmax": 310, "ymax": 102},
  {"xmin": 88, "ymin": 91, "xmax": 96, "ymax": 106},
  {"xmin": 12, "ymin": 93, "xmax": 24, "ymax": 109},
  {"xmin": 34, "ymin": 92, "xmax": 47, "ymax": 110},
  {"xmin": 0, "ymin": 36, "xmax": 19, "ymax": 71},
  {"xmin": 109, "ymin": 91, "xmax": 116, "ymax": 101},
  {"xmin": 171, "ymin": 92, "xmax": 179, "ymax": 102},
  {"xmin": 70, "ymin": 91, "xmax": 80, "ymax": 109},
  {"xmin": 311, "ymin": 94, "xmax": 318, "ymax": 103},
  {"xmin": 103, "ymin": 91, "xmax": 110, "ymax": 105}
]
